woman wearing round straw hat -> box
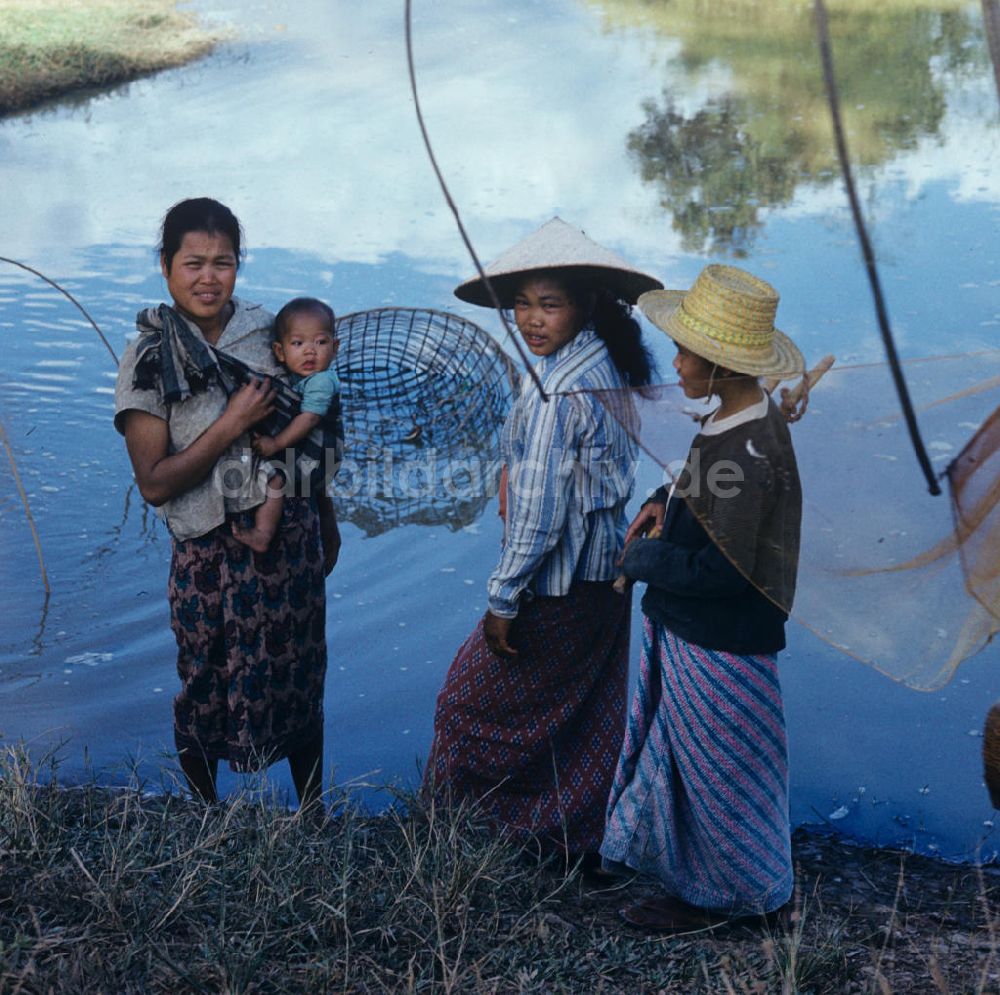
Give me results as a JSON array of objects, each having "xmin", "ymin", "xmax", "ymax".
[
  {"xmin": 601, "ymin": 264, "xmax": 804, "ymax": 930},
  {"xmin": 422, "ymin": 218, "xmax": 662, "ymax": 859}
]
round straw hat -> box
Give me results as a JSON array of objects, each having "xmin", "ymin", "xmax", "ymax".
[
  {"xmin": 638, "ymin": 264, "xmax": 804, "ymax": 378},
  {"xmin": 454, "ymin": 217, "xmax": 663, "ymax": 307}
]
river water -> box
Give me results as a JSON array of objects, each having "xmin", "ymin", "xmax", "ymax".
[{"xmin": 1, "ymin": 0, "xmax": 999, "ymax": 860}]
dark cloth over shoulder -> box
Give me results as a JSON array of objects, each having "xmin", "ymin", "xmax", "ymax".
[
  {"xmin": 133, "ymin": 304, "xmax": 220, "ymax": 402},
  {"xmin": 133, "ymin": 304, "xmax": 343, "ymax": 492},
  {"xmin": 622, "ymin": 399, "xmax": 801, "ymax": 654}
]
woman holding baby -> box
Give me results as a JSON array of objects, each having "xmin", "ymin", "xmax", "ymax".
[{"xmin": 114, "ymin": 197, "xmax": 338, "ymax": 808}]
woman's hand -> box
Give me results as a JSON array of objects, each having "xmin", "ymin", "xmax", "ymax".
[
  {"xmin": 765, "ymin": 355, "xmax": 835, "ymax": 424},
  {"xmin": 222, "ymin": 377, "xmax": 276, "ymax": 435},
  {"xmin": 623, "ymin": 501, "xmax": 666, "ymax": 549},
  {"xmin": 483, "ymin": 611, "xmax": 518, "ymax": 660},
  {"xmin": 252, "ymin": 434, "xmax": 281, "ymax": 459}
]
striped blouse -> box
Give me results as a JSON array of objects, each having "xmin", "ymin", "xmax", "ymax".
[{"xmin": 488, "ymin": 327, "xmax": 639, "ymax": 618}]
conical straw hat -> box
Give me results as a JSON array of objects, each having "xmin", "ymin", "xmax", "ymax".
[
  {"xmin": 638, "ymin": 264, "xmax": 804, "ymax": 378},
  {"xmin": 453, "ymin": 217, "xmax": 663, "ymax": 307}
]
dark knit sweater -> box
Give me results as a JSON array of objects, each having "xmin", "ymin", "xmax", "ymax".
[{"xmin": 622, "ymin": 397, "xmax": 802, "ymax": 654}]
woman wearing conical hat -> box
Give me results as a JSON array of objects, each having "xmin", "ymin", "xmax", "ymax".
[
  {"xmin": 601, "ymin": 265, "xmax": 804, "ymax": 930},
  {"xmin": 422, "ymin": 218, "xmax": 662, "ymax": 857}
]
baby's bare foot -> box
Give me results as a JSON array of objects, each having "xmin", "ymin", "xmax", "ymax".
[{"xmin": 231, "ymin": 522, "xmax": 275, "ymax": 553}]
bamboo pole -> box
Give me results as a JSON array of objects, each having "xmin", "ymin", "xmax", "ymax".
[
  {"xmin": 0, "ymin": 415, "xmax": 49, "ymax": 595},
  {"xmin": 403, "ymin": 0, "xmax": 547, "ymax": 401},
  {"xmin": 984, "ymin": 700, "xmax": 1000, "ymax": 808},
  {"xmin": 813, "ymin": 0, "xmax": 941, "ymax": 496},
  {"xmin": 0, "ymin": 255, "xmax": 118, "ymax": 367}
]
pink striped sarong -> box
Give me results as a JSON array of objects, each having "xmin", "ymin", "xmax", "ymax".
[{"xmin": 600, "ymin": 618, "xmax": 792, "ymax": 916}]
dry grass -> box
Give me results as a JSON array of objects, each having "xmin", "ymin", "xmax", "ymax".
[
  {"xmin": 0, "ymin": 744, "xmax": 997, "ymax": 993},
  {"xmin": 0, "ymin": 0, "xmax": 220, "ymax": 116}
]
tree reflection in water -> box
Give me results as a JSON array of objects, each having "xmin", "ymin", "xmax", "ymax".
[
  {"xmin": 628, "ymin": 96, "xmax": 801, "ymax": 256},
  {"xmin": 599, "ymin": 0, "xmax": 986, "ymax": 255}
]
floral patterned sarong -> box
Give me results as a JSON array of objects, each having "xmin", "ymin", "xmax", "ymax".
[{"xmin": 168, "ymin": 496, "xmax": 327, "ymax": 772}]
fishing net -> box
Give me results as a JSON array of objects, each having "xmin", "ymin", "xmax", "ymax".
[
  {"xmin": 331, "ymin": 307, "xmax": 519, "ymax": 536},
  {"xmin": 332, "ymin": 300, "xmax": 1000, "ymax": 688},
  {"xmin": 582, "ymin": 349, "xmax": 1000, "ymax": 690}
]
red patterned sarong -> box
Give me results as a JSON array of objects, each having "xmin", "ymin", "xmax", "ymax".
[
  {"xmin": 168, "ymin": 497, "xmax": 327, "ymax": 773},
  {"xmin": 423, "ymin": 581, "xmax": 630, "ymax": 853}
]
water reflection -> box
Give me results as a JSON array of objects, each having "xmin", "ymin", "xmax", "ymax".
[
  {"xmin": 628, "ymin": 95, "xmax": 801, "ymax": 256},
  {"xmin": 2, "ymin": 0, "xmax": 1000, "ymax": 856},
  {"xmin": 333, "ymin": 308, "xmax": 517, "ymax": 536},
  {"xmin": 0, "ymin": 256, "xmax": 119, "ymax": 364},
  {"xmin": 605, "ymin": 350, "xmax": 1000, "ymax": 690},
  {"xmin": 592, "ymin": 0, "xmax": 988, "ymax": 254}
]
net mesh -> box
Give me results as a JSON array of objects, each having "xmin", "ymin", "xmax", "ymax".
[
  {"xmin": 585, "ymin": 349, "xmax": 1000, "ymax": 690},
  {"xmin": 326, "ymin": 301, "xmax": 1000, "ymax": 688},
  {"xmin": 331, "ymin": 307, "xmax": 519, "ymax": 536}
]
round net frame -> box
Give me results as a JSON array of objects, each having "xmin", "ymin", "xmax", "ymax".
[{"xmin": 332, "ymin": 307, "xmax": 519, "ymax": 536}]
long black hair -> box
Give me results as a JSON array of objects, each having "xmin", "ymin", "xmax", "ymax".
[{"xmin": 564, "ymin": 277, "xmax": 657, "ymax": 388}]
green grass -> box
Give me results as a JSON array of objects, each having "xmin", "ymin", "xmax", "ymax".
[
  {"xmin": 0, "ymin": 0, "xmax": 219, "ymax": 116},
  {"xmin": 1, "ymin": 744, "xmax": 997, "ymax": 992}
]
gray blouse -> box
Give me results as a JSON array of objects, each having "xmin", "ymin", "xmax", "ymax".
[{"xmin": 114, "ymin": 298, "xmax": 280, "ymax": 541}]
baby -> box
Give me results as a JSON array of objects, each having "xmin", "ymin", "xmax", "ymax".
[{"xmin": 232, "ymin": 297, "xmax": 340, "ymax": 552}]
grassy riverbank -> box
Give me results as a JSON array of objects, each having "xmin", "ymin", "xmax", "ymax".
[
  {"xmin": 0, "ymin": 0, "xmax": 219, "ymax": 116},
  {"xmin": 1, "ymin": 748, "xmax": 996, "ymax": 993}
]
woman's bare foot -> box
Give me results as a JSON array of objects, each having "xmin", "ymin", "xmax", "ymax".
[
  {"xmin": 621, "ymin": 895, "xmax": 791, "ymax": 933},
  {"xmin": 621, "ymin": 895, "xmax": 731, "ymax": 932},
  {"xmin": 231, "ymin": 522, "xmax": 276, "ymax": 552}
]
